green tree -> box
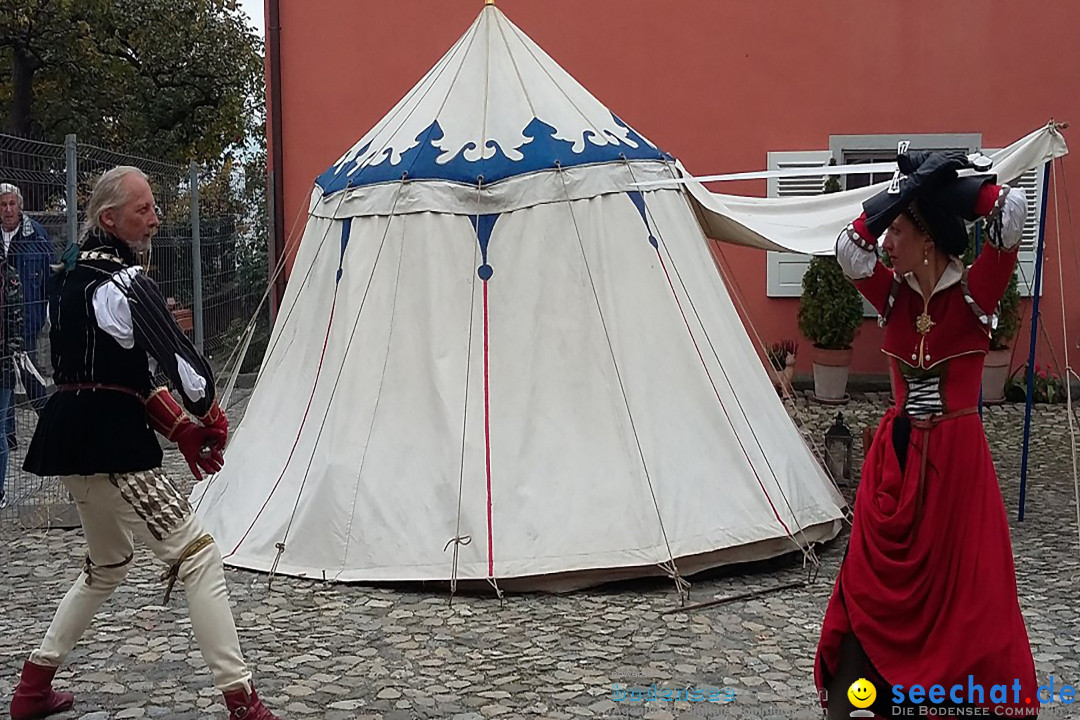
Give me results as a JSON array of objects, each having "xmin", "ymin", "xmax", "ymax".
[
  {"xmin": 0, "ymin": 0, "xmax": 108, "ymax": 136},
  {"xmin": 797, "ymin": 256, "xmax": 865, "ymax": 349},
  {"xmin": 0, "ymin": 0, "xmax": 262, "ymax": 163},
  {"xmin": 796, "ymin": 172, "xmax": 865, "ymax": 349}
]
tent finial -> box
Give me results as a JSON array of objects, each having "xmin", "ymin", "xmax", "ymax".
[{"xmin": 485, "ymin": 0, "xmax": 495, "ymax": 5}]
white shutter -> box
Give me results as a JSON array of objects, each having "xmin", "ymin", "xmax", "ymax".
[
  {"xmin": 1009, "ymin": 164, "xmax": 1044, "ymax": 297},
  {"xmin": 981, "ymin": 152, "xmax": 1044, "ymax": 297},
  {"xmin": 765, "ymin": 151, "xmax": 829, "ymax": 298},
  {"xmin": 764, "ymin": 151, "xmax": 879, "ymax": 316}
]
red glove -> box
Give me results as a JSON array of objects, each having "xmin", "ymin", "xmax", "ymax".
[
  {"xmin": 174, "ymin": 423, "xmax": 226, "ymax": 480},
  {"xmin": 146, "ymin": 387, "xmax": 187, "ymax": 440},
  {"xmin": 145, "ymin": 388, "xmax": 226, "ymax": 480},
  {"xmin": 199, "ymin": 401, "xmax": 229, "ymax": 443},
  {"xmin": 851, "ymin": 213, "xmax": 877, "ymax": 249}
]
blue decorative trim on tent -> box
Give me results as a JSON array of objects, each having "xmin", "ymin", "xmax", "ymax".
[
  {"xmin": 627, "ymin": 190, "xmax": 659, "ymax": 249},
  {"xmin": 316, "ymin": 114, "xmax": 672, "ymax": 195},
  {"xmin": 336, "ymin": 217, "xmax": 353, "ymax": 283},
  {"xmin": 470, "ymin": 213, "xmax": 500, "ymax": 281}
]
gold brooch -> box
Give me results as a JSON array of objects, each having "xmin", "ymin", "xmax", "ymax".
[{"xmin": 916, "ymin": 312, "xmax": 935, "ymax": 335}]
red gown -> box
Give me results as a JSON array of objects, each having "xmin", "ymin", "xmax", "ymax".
[{"xmin": 814, "ymin": 244, "xmax": 1039, "ymax": 717}]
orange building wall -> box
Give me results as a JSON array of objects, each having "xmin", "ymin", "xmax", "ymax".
[{"xmin": 267, "ymin": 0, "xmax": 1080, "ymax": 377}]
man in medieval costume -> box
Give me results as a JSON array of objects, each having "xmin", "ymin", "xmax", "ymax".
[{"xmin": 9, "ymin": 166, "xmax": 283, "ymax": 720}]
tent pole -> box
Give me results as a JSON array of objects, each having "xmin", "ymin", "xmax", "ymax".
[
  {"xmin": 1018, "ymin": 161, "xmax": 1052, "ymax": 521},
  {"xmin": 976, "ymin": 221, "xmax": 983, "ymax": 419},
  {"xmin": 267, "ymin": 0, "xmax": 287, "ymax": 316}
]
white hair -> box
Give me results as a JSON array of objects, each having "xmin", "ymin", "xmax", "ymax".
[
  {"xmin": 80, "ymin": 166, "xmax": 148, "ymax": 241},
  {"xmin": 0, "ymin": 183, "xmax": 23, "ymax": 209}
]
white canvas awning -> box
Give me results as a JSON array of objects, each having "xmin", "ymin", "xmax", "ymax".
[{"xmin": 672, "ymin": 123, "xmax": 1068, "ymax": 255}]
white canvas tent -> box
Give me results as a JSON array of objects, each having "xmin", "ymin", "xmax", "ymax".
[{"xmin": 191, "ymin": 5, "xmax": 853, "ymax": 591}]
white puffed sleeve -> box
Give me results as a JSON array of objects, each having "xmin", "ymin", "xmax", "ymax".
[
  {"xmin": 989, "ymin": 185, "xmax": 1027, "ymax": 250},
  {"xmin": 835, "ymin": 225, "xmax": 878, "ymax": 280}
]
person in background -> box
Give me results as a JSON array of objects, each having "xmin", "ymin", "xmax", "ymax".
[
  {"xmin": 0, "ymin": 200, "xmax": 22, "ymax": 508},
  {"xmin": 0, "ymin": 183, "xmax": 55, "ymax": 451}
]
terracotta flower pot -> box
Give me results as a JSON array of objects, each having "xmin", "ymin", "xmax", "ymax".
[
  {"xmin": 172, "ymin": 308, "xmax": 194, "ymax": 333},
  {"xmin": 812, "ymin": 346, "xmax": 852, "ymax": 404},
  {"xmin": 981, "ymin": 348, "xmax": 1011, "ymax": 404}
]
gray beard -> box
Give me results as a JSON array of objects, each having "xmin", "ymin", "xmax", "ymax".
[{"xmin": 128, "ymin": 238, "xmax": 151, "ymax": 254}]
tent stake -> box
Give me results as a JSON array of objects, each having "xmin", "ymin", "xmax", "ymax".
[
  {"xmin": 660, "ymin": 580, "xmax": 806, "ymax": 615},
  {"xmin": 267, "ymin": 541, "xmax": 285, "ymax": 591}
]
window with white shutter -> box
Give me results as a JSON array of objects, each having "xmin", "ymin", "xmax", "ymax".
[
  {"xmin": 765, "ymin": 150, "xmax": 829, "ymax": 298},
  {"xmin": 763, "ymin": 150, "xmax": 879, "ymax": 316}
]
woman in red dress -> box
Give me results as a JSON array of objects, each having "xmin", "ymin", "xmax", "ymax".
[{"xmin": 815, "ymin": 151, "xmax": 1039, "ymax": 719}]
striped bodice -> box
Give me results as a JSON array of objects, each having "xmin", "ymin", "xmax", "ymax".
[{"xmin": 903, "ymin": 375, "xmax": 944, "ymax": 419}]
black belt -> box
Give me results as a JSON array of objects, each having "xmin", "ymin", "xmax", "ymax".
[{"xmin": 55, "ymin": 383, "xmax": 144, "ymax": 401}]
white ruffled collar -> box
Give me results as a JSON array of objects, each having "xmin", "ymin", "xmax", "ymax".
[{"xmin": 903, "ymin": 257, "xmax": 965, "ymax": 299}]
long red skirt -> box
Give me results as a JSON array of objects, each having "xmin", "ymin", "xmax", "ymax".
[{"xmin": 815, "ymin": 408, "xmax": 1039, "ymax": 716}]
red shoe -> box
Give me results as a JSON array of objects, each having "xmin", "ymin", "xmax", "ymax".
[
  {"xmin": 9, "ymin": 660, "xmax": 75, "ymax": 720},
  {"xmin": 222, "ymin": 684, "xmax": 282, "ymax": 720}
]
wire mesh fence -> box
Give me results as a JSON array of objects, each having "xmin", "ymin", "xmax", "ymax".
[{"xmin": 0, "ymin": 132, "xmax": 271, "ymax": 527}]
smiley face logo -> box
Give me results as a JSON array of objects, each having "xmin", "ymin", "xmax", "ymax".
[{"xmin": 847, "ymin": 678, "xmax": 876, "ymax": 709}]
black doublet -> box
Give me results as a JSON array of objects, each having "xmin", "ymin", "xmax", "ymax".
[{"xmin": 24, "ymin": 231, "xmax": 216, "ymax": 476}]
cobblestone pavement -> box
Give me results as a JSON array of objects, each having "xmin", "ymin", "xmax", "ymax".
[{"xmin": 2, "ymin": 390, "xmax": 1078, "ymax": 719}]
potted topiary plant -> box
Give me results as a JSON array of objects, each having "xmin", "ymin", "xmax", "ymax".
[
  {"xmin": 797, "ymin": 174, "xmax": 864, "ymax": 403},
  {"xmin": 797, "ymin": 256, "xmax": 864, "ymax": 403}
]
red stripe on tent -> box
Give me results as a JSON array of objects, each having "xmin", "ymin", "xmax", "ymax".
[
  {"xmin": 654, "ymin": 248, "xmax": 794, "ymax": 537},
  {"xmin": 483, "ymin": 281, "xmax": 495, "ymax": 577},
  {"xmin": 223, "ymin": 295, "xmax": 340, "ymax": 559}
]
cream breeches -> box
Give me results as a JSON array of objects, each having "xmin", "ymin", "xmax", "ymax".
[{"xmin": 30, "ymin": 471, "xmax": 251, "ymax": 693}]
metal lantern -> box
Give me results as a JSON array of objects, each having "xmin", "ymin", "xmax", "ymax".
[{"xmin": 824, "ymin": 411, "xmax": 853, "ymax": 483}]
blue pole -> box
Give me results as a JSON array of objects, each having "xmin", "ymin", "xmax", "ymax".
[
  {"xmin": 1018, "ymin": 161, "xmax": 1052, "ymax": 521},
  {"xmin": 976, "ymin": 222, "xmax": 983, "ymax": 419}
]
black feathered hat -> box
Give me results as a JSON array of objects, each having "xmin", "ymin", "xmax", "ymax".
[
  {"xmin": 862, "ymin": 150, "xmax": 996, "ymax": 257},
  {"xmin": 905, "ymin": 173, "xmax": 996, "ymax": 256}
]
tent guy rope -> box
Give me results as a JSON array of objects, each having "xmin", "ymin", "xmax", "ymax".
[
  {"xmin": 555, "ymin": 162, "xmax": 691, "ymax": 604},
  {"xmin": 631, "ymin": 159, "xmax": 828, "ymax": 574},
  {"xmin": 631, "ymin": 153, "xmax": 995, "ymax": 188},
  {"xmin": 189, "ymin": 175, "xmax": 324, "ymax": 523},
  {"xmin": 446, "ymin": 179, "xmax": 485, "ymax": 601},
  {"xmin": 258, "ymin": 184, "xmax": 409, "ymax": 582},
  {"xmin": 1050, "ymin": 158, "xmax": 1080, "ymax": 549},
  {"xmin": 673, "ymin": 162, "xmax": 853, "ymax": 524},
  {"xmin": 208, "ymin": 15, "xmax": 480, "ymax": 576}
]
